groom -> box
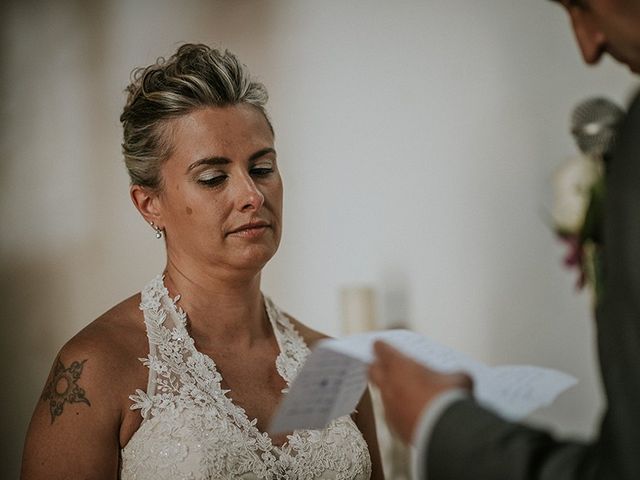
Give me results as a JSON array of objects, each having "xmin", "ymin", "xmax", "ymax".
[{"xmin": 369, "ymin": 1, "xmax": 640, "ymax": 479}]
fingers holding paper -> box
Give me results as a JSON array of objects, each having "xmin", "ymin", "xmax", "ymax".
[
  {"xmin": 271, "ymin": 330, "xmax": 575, "ymax": 441},
  {"xmin": 368, "ymin": 341, "xmax": 473, "ymax": 444}
]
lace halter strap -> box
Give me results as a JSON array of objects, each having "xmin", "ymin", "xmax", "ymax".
[{"xmin": 130, "ymin": 275, "xmax": 308, "ymax": 425}]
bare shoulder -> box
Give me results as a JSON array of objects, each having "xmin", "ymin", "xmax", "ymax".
[
  {"xmin": 76, "ymin": 293, "xmax": 146, "ymax": 353},
  {"xmin": 33, "ymin": 292, "xmax": 146, "ymax": 424},
  {"xmin": 283, "ymin": 312, "xmax": 331, "ymax": 349},
  {"xmin": 21, "ymin": 293, "xmax": 147, "ymax": 479},
  {"xmin": 60, "ymin": 293, "xmax": 146, "ymax": 388}
]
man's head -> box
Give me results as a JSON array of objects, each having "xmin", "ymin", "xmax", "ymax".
[{"xmin": 553, "ymin": 0, "xmax": 640, "ymax": 73}]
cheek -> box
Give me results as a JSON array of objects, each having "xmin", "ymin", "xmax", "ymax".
[
  {"xmin": 273, "ymin": 187, "xmax": 284, "ymax": 235},
  {"xmin": 272, "ymin": 176, "xmax": 284, "ymax": 208}
]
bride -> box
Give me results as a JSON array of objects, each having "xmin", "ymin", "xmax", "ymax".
[{"xmin": 21, "ymin": 44, "xmax": 383, "ymax": 479}]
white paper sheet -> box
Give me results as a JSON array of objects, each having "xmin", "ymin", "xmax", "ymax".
[{"xmin": 269, "ymin": 329, "xmax": 577, "ymax": 434}]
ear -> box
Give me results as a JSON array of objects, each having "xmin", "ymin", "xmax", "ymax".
[{"xmin": 130, "ymin": 184, "xmax": 163, "ymax": 227}]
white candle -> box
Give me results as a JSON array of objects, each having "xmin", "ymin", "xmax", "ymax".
[{"xmin": 340, "ymin": 286, "xmax": 376, "ymax": 334}]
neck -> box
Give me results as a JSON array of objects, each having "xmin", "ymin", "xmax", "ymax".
[{"xmin": 162, "ymin": 256, "xmax": 268, "ymax": 347}]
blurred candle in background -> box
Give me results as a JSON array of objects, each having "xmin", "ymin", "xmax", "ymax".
[
  {"xmin": 340, "ymin": 286, "xmax": 377, "ymax": 334},
  {"xmin": 341, "ymin": 284, "xmax": 411, "ymax": 479}
]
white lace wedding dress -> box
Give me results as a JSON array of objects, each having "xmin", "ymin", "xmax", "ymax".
[{"xmin": 120, "ymin": 276, "xmax": 372, "ymax": 479}]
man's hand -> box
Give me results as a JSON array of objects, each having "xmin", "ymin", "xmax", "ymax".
[{"xmin": 368, "ymin": 341, "xmax": 473, "ymax": 444}]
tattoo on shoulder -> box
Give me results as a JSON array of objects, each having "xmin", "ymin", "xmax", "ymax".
[{"xmin": 41, "ymin": 357, "xmax": 91, "ymax": 424}]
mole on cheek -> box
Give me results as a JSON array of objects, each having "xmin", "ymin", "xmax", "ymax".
[{"xmin": 186, "ymin": 206, "xmax": 193, "ymax": 215}]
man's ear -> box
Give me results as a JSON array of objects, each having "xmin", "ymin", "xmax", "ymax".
[{"xmin": 130, "ymin": 184, "xmax": 163, "ymax": 227}]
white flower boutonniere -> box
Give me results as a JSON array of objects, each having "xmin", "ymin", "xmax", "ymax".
[{"xmin": 552, "ymin": 153, "xmax": 605, "ymax": 302}]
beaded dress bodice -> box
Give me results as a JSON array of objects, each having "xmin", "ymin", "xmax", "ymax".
[{"xmin": 120, "ymin": 276, "xmax": 371, "ymax": 479}]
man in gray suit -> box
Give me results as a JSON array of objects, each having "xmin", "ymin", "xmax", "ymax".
[{"xmin": 369, "ymin": 1, "xmax": 640, "ymax": 478}]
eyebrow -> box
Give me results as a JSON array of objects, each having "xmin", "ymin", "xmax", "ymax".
[{"xmin": 187, "ymin": 147, "xmax": 276, "ymax": 172}]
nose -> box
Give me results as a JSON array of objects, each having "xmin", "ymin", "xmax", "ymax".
[
  {"xmin": 569, "ymin": 7, "xmax": 606, "ymax": 65},
  {"xmin": 235, "ymin": 172, "xmax": 265, "ymax": 212}
]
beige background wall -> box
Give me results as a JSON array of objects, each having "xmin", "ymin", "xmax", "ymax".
[{"xmin": 1, "ymin": 0, "xmax": 637, "ymax": 477}]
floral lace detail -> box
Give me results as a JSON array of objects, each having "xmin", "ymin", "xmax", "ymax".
[{"xmin": 120, "ymin": 275, "xmax": 371, "ymax": 480}]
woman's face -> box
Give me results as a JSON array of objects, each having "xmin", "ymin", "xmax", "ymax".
[{"xmin": 154, "ymin": 104, "xmax": 282, "ymax": 275}]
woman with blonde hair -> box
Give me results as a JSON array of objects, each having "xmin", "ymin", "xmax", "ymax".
[{"xmin": 21, "ymin": 43, "xmax": 383, "ymax": 480}]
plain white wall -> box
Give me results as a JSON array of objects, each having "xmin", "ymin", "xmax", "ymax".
[{"xmin": 2, "ymin": 0, "xmax": 638, "ymax": 476}]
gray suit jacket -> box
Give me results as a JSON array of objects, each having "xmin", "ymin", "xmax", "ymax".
[{"xmin": 425, "ymin": 92, "xmax": 640, "ymax": 480}]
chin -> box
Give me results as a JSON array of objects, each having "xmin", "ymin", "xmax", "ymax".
[{"xmin": 234, "ymin": 245, "xmax": 278, "ymax": 271}]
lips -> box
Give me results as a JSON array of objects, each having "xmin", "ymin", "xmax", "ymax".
[{"xmin": 227, "ymin": 220, "xmax": 270, "ymax": 236}]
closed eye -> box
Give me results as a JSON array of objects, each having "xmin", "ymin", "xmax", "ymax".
[
  {"xmin": 250, "ymin": 167, "xmax": 274, "ymax": 176},
  {"xmin": 198, "ymin": 174, "xmax": 227, "ymax": 187}
]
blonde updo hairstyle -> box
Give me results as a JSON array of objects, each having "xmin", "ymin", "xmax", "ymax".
[{"xmin": 120, "ymin": 44, "xmax": 271, "ymax": 191}]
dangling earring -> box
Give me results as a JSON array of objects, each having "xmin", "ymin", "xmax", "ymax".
[{"xmin": 149, "ymin": 221, "xmax": 163, "ymax": 239}]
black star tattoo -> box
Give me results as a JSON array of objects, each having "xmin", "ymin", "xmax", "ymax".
[{"xmin": 41, "ymin": 357, "xmax": 91, "ymax": 424}]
